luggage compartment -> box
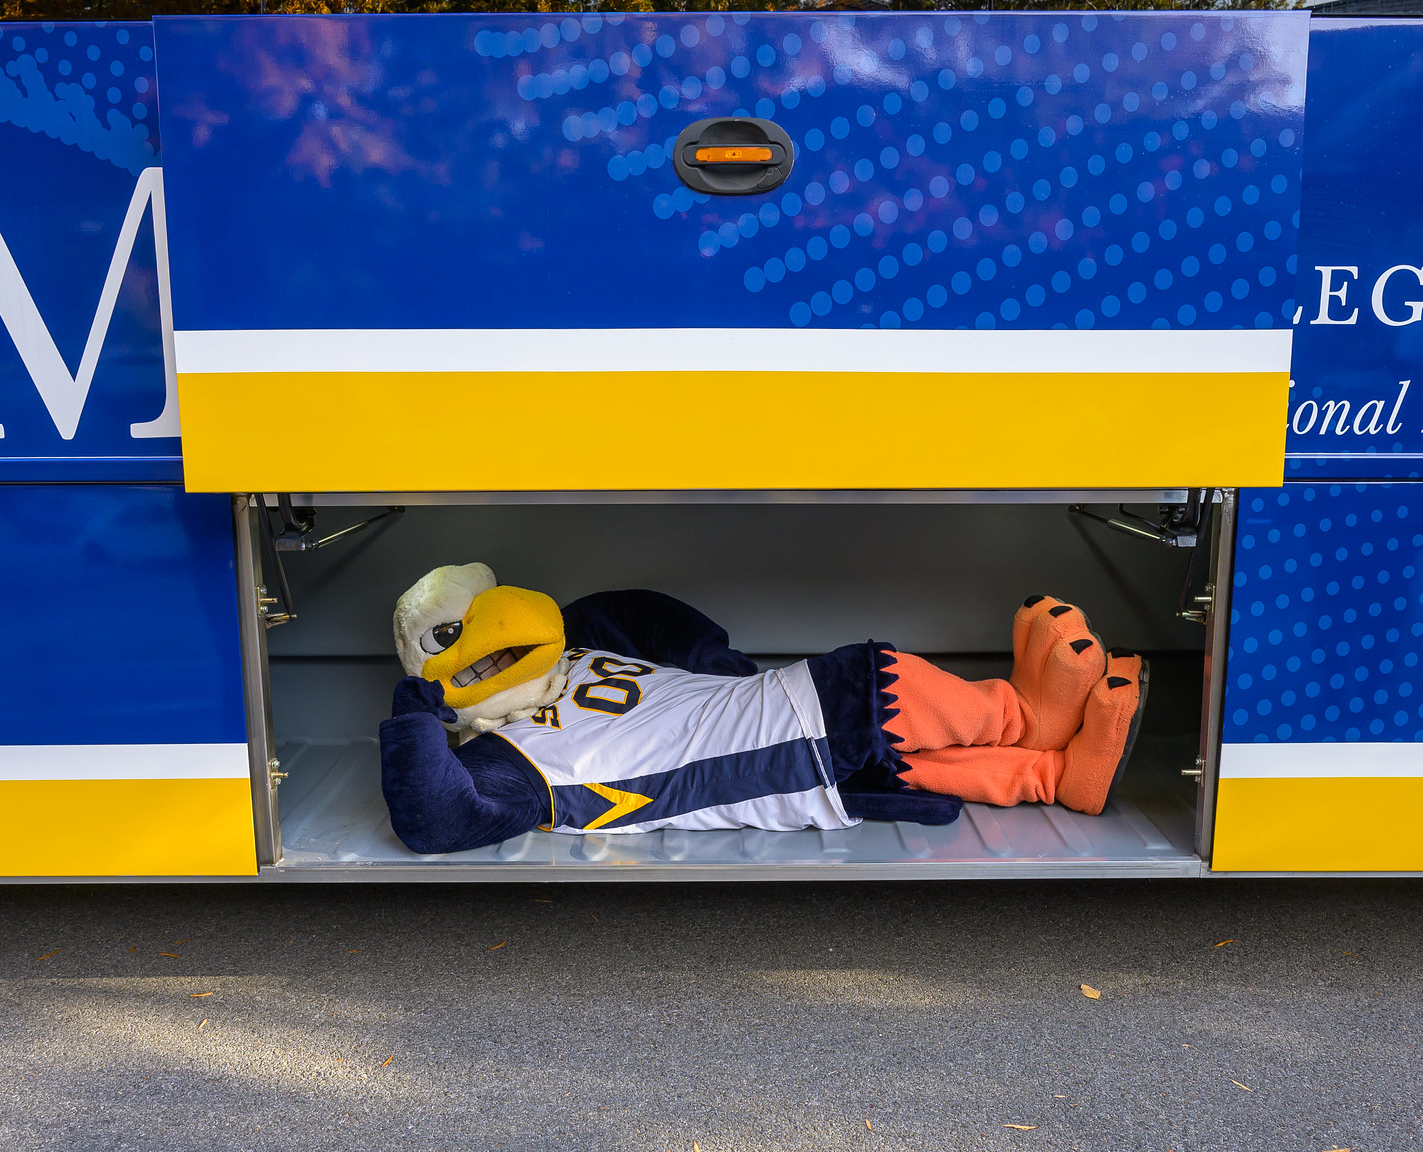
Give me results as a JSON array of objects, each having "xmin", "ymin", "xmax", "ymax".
[{"xmin": 234, "ymin": 489, "xmax": 1233, "ymax": 879}]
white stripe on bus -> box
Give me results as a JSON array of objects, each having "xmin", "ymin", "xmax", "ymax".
[
  {"xmin": 174, "ymin": 327, "xmax": 1293, "ymax": 376},
  {"xmin": 0, "ymin": 744, "xmax": 250, "ymax": 781},
  {"xmin": 1219, "ymin": 741, "xmax": 1423, "ymax": 780}
]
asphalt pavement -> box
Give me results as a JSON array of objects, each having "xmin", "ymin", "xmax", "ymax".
[{"xmin": 1, "ymin": 879, "xmax": 1418, "ymax": 1152}]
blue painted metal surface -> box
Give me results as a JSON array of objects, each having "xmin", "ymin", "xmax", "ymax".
[
  {"xmin": 1226, "ymin": 483, "xmax": 1423, "ymax": 745},
  {"xmin": 0, "ymin": 22, "xmax": 178, "ymax": 481},
  {"xmin": 0, "ymin": 486, "xmax": 245, "ymax": 745},
  {"xmin": 1286, "ymin": 20, "xmax": 1423, "ymax": 481},
  {"xmin": 154, "ymin": 10, "xmax": 1307, "ymax": 334}
]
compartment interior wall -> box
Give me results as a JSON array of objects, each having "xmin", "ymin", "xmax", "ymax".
[{"xmin": 267, "ymin": 503, "xmax": 1207, "ymax": 745}]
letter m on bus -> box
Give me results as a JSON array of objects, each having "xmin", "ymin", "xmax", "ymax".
[{"xmin": 0, "ymin": 166, "xmax": 178, "ymax": 441}]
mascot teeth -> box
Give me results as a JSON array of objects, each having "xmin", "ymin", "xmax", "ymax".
[{"xmin": 450, "ymin": 646, "xmax": 532, "ymax": 687}]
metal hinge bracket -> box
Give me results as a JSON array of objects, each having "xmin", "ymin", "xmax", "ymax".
[{"xmin": 1176, "ymin": 583, "xmax": 1215, "ymax": 625}]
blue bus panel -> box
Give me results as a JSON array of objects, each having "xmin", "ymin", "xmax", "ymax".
[
  {"xmin": 155, "ymin": 10, "xmax": 1305, "ymax": 335},
  {"xmin": 0, "ymin": 485, "xmax": 253, "ymax": 875},
  {"xmin": 0, "ymin": 485, "xmax": 244, "ymax": 745},
  {"xmin": 1286, "ymin": 19, "xmax": 1423, "ymax": 481},
  {"xmin": 151, "ymin": 11, "xmax": 1307, "ymax": 494},
  {"xmin": 1215, "ymin": 482, "xmax": 1423, "ymax": 871},
  {"xmin": 0, "ymin": 21, "xmax": 179, "ymax": 482}
]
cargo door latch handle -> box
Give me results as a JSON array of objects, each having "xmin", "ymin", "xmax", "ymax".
[{"xmin": 673, "ymin": 117, "xmax": 795, "ymax": 195}]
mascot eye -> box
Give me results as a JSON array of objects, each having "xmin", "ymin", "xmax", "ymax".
[{"xmin": 419, "ymin": 621, "xmax": 463, "ymax": 654}]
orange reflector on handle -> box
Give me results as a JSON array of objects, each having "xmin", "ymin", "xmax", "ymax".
[{"xmin": 694, "ymin": 146, "xmax": 773, "ymax": 164}]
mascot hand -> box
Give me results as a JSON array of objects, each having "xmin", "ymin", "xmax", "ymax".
[{"xmin": 391, "ymin": 676, "xmax": 458, "ymax": 724}]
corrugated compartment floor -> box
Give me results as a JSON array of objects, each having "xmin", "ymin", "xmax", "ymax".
[{"xmin": 270, "ymin": 736, "xmax": 1203, "ymax": 879}]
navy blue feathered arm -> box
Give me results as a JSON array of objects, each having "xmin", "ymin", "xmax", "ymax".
[
  {"xmin": 561, "ymin": 589, "xmax": 758, "ymax": 677},
  {"xmin": 379, "ymin": 678, "xmax": 546, "ymax": 853}
]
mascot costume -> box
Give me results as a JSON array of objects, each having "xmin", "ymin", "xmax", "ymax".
[{"xmin": 379, "ymin": 564, "xmax": 1149, "ymax": 854}]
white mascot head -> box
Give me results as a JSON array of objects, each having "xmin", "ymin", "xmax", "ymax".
[{"xmin": 393, "ymin": 563, "xmax": 569, "ymax": 738}]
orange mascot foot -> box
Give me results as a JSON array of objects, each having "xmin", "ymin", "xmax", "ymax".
[
  {"xmin": 1056, "ymin": 650, "xmax": 1149, "ymax": 815},
  {"xmin": 1009, "ymin": 595, "xmax": 1107, "ymax": 750},
  {"xmin": 896, "ymin": 650, "xmax": 1148, "ymax": 815}
]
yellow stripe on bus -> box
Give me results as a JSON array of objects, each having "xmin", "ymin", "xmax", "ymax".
[
  {"xmin": 0, "ymin": 778, "xmax": 256, "ymax": 877},
  {"xmin": 1213, "ymin": 776, "xmax": 1423, "ymax": 872},
  {"xmin": 176, "ymin": 370, "xmax": 1287, "ymax": 492}
]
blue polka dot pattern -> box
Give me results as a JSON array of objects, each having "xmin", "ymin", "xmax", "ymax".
[
  {"xmin": 0, "ymin": 21, "xmax": 160, "ymax": 173},
  {"xmin": 496, "ymin": 11, "xmax": 1306, "ymax": 331},
  {"xmin": 1225, "ymin": 483, "xmax": 1423, "ymax": 744},
  {"xmin": 147, "ymin": 13, "xmax": 1308, "ymax": 335}
]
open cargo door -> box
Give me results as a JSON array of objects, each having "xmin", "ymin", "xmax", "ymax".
[{"xmin": 153, "ymin": 10, "xmax": 1307, "ymax": 494}]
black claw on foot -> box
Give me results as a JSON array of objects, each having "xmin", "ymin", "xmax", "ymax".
[
  {"xmin": 1049, "ymin": 604, "xmax": 1074, "ymax": 618},
  {"xmin": 1106, "ymin": 676, "xmax": 1131, "ymax": 689},
  {"xmin": 1023, "ymin": 594, "xmax": 1047, "ymax": 608},
  {"xmin": 1070, "ymin": 638, "xmax": 1094, "ymax": 654}
]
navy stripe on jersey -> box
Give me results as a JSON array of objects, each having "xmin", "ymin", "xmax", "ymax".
[{"xmin": 553, "ymin": 736, "xmax": 834, "ymax": 831}]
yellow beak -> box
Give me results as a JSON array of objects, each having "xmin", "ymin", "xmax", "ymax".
[{"xmin": 419, "ymin": 585, "xmax": 565, "ymax": 709}]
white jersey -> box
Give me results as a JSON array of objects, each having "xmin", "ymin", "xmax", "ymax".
[{"xmin": 491, "ymin": 649, "xmax": 857, "ymax": 834}]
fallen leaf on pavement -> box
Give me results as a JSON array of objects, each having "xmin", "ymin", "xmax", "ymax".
[
  {"xmin": 172, "ymin": 939, "xmax": 192, "ymax": 944},
  {"xmin": 347, "ymin": 949, "xmax": 362, "ymax": 954},
  {"xmin": 693, "ymin": 1143, "xmax": 701, "ymax": 1152},
  {"xmin": 1080, "ymin": 984, "xmax": 1101, "ymax": 999},
  {"xmin": 34, "ymin": 950, "xmax": 60, "ymax": 961},
  {"xmin": 1213, "ymin": 939, "xmax": 1238, "ymax": 948},
  {"xmin": 1230, "ymin": 1080, "xmax": 1252, "ymax": 1092},
  {"xmin": 188, "ymin": 992, "xmax": 213, "ymax": 998},
  {"xmin": 157, "ymin": 953, "xmax": 180, "ymax": 959},
  {"xmin": 128, "ymin": 947, "xmax": 137, "ymax": 953},
  {"xmin": 1053, "ymin": 1095, "xmax": 1067, "ymax": 1099},
  {"xmin": 381, "ymin": 1055, "xmax": 394, "ymax": 1068},
  {"xmin": 487, "ymin": 942, "xmax": 507, "ymax": 951},
  {"xmin": 865, "ymin": 1120, "xmax": 872, "ymax": 1130},
  {"xmin": 1004, "ymin": 1124, "xmax": 1038, "ymax": 1130},
  {"xmin": 197, "ymin": 1019, "xmax": 207, "ymax": 1031}
]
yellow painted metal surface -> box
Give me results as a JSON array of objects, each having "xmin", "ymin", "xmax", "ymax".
[
  {"xmin": 177, "ymin": 370, "xmax": 1288, "ymax": 492},
  {"xmin": 0, "ymin": 779, "xmax": 257, "ymax": 877},
  {"xmin": 1213, "ymin": 777, "xmax": 1423, "ymax": 872}
]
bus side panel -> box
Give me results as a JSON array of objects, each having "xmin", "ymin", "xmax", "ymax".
[
  {"xmin": 1, "ymin": 23, "xmax": 253, "ymax": 878},
  {"xmin": 1213, "ymin": 483, "xmax": 1423, "ymax": 872},
  {"xmin": 0, "ymin": 21, "xmax": 179, "ymax": 482},
  {"xmin": 153, "ymin": 10, "xmax": 1308, "ymax": 494},
  {"xmin": 0, "ymin": 486, "xmax": 255, "ymax": 877},
  {"xmin": 1285, "ymin": 19, "xmax": 1423, "ymax": 482}
]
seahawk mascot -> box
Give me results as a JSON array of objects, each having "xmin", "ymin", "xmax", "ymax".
[{"xmin": 379, "ymin": 565, "xmax": 1148, "ymax": 853}]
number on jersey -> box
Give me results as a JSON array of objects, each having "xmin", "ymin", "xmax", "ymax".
[
  {"xmin": 529, "ymin": 704, "xmax": 562, "ymax": 728},
  {"xmin": 572, "ymin": 657, "xmax": 656, "ymax": 717}
]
